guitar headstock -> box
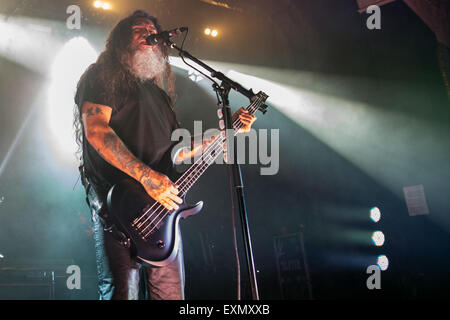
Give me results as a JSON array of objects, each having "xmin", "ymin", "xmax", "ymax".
[{"xmin": 249, "ymin": 91, "xmax": 269, "ymax": 115}]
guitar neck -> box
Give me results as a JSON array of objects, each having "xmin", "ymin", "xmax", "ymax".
[{"xmin": 175, "ymin": 93, "xmax": 267, "ymax": 196}]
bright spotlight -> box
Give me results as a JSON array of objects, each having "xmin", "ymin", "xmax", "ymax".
[
  {"xmin": 371, "ymin": 231, "xmax": 385, "ymax": 246},
  {"xmin": 93, "ymin": 1, "xmax": 102, "ymax": 8},
  {"xmin": 204, "ymin": 28, "xmax": 211, "ymax": 35},
  {"xmin": 376, "ymin": 255, "xmax": 389, "ymax": 271},
  {"xmin": 211, "ymin": 29, "xmax": 218, "ymax": 37},
  {"xmin": 102, "ymin": 2, "xmax": 111, "ymax": 10},
  {"xmin": 48, "ymin": 37, "xmax": 97, "ymax": 165},
  {"xmin": 370, "ymin": 206, "xmax": 381, "ymax": 222}
]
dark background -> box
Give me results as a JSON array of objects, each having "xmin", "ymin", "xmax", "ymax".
[{"xmin": 0, "ymin": 0, "xmax": 449, "ymax": 299}]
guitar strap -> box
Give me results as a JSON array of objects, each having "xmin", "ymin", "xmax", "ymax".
[
  {"xmin": 78, "ymin": 161, "xmax": 131, "ymax": 248},
  {"xmin": 78, "ymin": 163, "xmax": 91, "ymax": 207}
]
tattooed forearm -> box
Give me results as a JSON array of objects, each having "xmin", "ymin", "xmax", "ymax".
[
  {"xmin": 82, "ymin": 101, "xmax": 182, "ymax": 210},
  {"xmin": 93, "ymin": 130, "xmax": 151, "ymax": 183}
]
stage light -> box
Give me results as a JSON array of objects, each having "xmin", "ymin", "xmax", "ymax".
[
  {"xmin": 93, "ymin": 1, "xmax": 111, "ymax": 10},
  {"xmin": 48, "ymin": 37, "xmax": 97, "ymax": 165},
  {"xmin": 370, "ymin": 206, "xmax": 381, "ymax": 222},
  {"xmin": 376, "ymin": 255, "xmax": 389, "ymax": 271},
  {"xmin": 371, "ymin": 231, "xmax": 385, "ymax": 246},
  {"xmin": 204, "ymin": 28, "xmax": 218, "ymax": 37}
]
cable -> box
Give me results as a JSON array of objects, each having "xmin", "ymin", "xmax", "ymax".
[
  {"xmin": 178, "ymin": 28, "xmax": 220, "ymax": 88},
  {"xmin": 227, "ymin": 162, "xmax": 241, "ymax": 300}
]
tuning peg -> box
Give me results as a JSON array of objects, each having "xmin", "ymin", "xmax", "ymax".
[
  {"xmin": 259, "ymin": 104, "xmax": 268, "ymax": 114},
  {"xmin": 217, "ymin": 109, "xmax": 223, "ymax": 119},
  {"xmin": 219, "ymin": 119, "xmax": 225, "ymax": 130}
]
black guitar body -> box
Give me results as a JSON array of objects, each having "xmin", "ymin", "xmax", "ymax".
[{"xmin": 106, "ymin": 153, "xmax": 203, "ymax": 267}]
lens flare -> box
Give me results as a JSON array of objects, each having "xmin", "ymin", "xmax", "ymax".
[
  {"xmin": 377, "ymin": 255, "xmax": 389, "ymax": 271},
  {"xmin": 371, "ymin": 231, "xmax": 385, "ymax": 246},
  {"xmin": 370, "ymin": 207, "xmax": 381, "ymax": 222}
]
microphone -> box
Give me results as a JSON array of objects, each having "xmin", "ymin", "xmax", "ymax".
[{"xmin": 146, "ymin": 27, "xmax": 188, "ymax": 45}]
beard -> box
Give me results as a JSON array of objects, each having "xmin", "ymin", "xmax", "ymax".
[{"xmin": 129, "ymin": 46, "xmax": 166, "ymax": 82}]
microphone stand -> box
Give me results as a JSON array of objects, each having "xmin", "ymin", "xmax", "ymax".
[{"xmin": 166, "ymin": 40, "xmax": 263, "ymax": 300}]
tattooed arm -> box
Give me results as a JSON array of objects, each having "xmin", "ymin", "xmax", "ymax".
[{"xmin": 81, "ymin": 101, "xmax": 182, "ymax": 210}]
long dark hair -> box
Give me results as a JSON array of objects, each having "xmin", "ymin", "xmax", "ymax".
[{"xmin": 73, "ymin": 10, "xmax": 176, "ymax": 160}]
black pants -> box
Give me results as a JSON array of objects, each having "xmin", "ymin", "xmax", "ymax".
[{"xmin": 92, "ymin": 214, "xmax": 185, "ymax": 300}]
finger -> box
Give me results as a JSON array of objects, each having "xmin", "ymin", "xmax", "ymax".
[
  {"xmin": 167, "ymin": 193, "xmax": 183, "ymax": 204},
  {"xmin": 161, "ymin": 199, "xmax": 178, "ymax": 211},
  {"xmin": 239, "ymin": 114, "xmax": 254, "ymax": 121},
  {"xmin": 168, "ymin": 185, "xmax": 179, "ymax": 194},
  {"xmin": 159, "ymin": 199, "xmax": 172, "ymax": 210},
  {"xmin": 161, "ymin": 189, "xmax": 181, "ymax": 206},
  {"xmin": 239, "ymin": 118, "xmax": 251, "ymax": 125},
  {"xmin": 239, "ymin": 119, "xmax": 252, "ymax": 126},
  {"xmin": 166, "ymin": 199, "xmax": 179, "ymax": 211}
]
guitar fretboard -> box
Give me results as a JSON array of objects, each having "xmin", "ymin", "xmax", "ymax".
[{"xmin": 175, "ymin": 93, "xmax": 267, "ymax": 196}]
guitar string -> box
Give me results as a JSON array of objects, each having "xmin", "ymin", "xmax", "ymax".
[
  {"xmin": 136, "ymin": 99, "xmax": 262, "ymax": 237},
  {"xmin": 134, "ymin": 113, "xmax": 249, "ymax": 235},
  {"xmin": 132, "ymin": 105, "xmax": 250, "ymax": 229},
  {"xmin": 135, "ymin": 98, "xmax": 263, "ymax": 237},
  {"xmin": 139, "ymin": 122, "xmax": 244, "ymax": 237},
  {"xmin": 133, "ymin": 98, "xmax": 263, "ymax": 232},
  {"xmin": 132, "ymin": 97, "xmax": 262, "ymax": 229},
  {"xmin": 139, "ymin": 114, "xmax": 263, "ymax": 239},
  {"xmin": 136, "ymin": 98, "xmax": 263, "ymax": 238},
  {"xmin": 174, "ymin": 95, "xmax": 263, "ymax": 190},
  {"xmin": 135, "ymin": 130, "xmax": 233, "ymax": 234}
]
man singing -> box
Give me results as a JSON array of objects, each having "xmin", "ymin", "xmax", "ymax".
[{"xmin": 74, "ymin": 10, "xmax": 255, "ymax": 300}]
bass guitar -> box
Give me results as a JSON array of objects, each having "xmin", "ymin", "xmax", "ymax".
[{"xmin": 106, "ymin": 92, "xmax": 268, "ymax": 266}]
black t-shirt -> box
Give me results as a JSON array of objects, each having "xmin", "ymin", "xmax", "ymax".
[{"xmin": 75, "ymin": 64, "xmax": 180, "ymax": 201}]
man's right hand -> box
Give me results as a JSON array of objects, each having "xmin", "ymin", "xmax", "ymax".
[{"xmin": 139, "ymin": 169, "xmax": 183, "ymax": 211}]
